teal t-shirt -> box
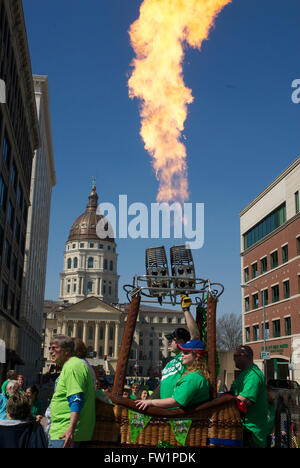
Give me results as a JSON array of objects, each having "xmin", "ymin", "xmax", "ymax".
[
  {"xmin": 160, "ymin": 353, "xmax": 186, "ymax": 399},
  {"xmin": 50, "ymin": 357, "xmax": 95, "ymax": 442},
  {"xmin": 230, "ymin": 364, "xmax": 269, "ymax": 447},
  {"xmin": 172, "ymin": 371, "xmax": 210, "ymax": 407}
]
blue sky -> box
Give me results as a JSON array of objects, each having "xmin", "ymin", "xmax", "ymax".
[{"xmin": 23, "ymin": 0, "xmax": 300, "ymax": 316}]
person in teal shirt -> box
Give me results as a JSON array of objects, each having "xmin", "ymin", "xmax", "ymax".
[
  {"xmin": 26, "ymin": 385, "xmax": 43, "ymax": 421},
  {"xmin": 136, "ymin": 340, "xmax": 210, "ymax": 411},
  {"xmin": 230, "ymin": 345, "xmax": 270, "ymax": 448}
]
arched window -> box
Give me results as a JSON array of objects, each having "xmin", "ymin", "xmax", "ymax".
[
  {"xmin": 73, "ymin": 257, "xmax": 78, "ymax": 268},
  {"xmin": 67, "ymin": 258, "xmax": 71, "ymax": 269},
  {"xmin": 87, "ymin": 281, "xmax": 93, "ymax": 293},
  {"xmin": 88, "ymin": 257, "xmax": 94, "ymax": 268},
  {"xmin": 109, "ymin": 260, "xmax": 113, "ymax": 271}
]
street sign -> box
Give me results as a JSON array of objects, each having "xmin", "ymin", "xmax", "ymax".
[{"xmin": 260, "ymin": 351, "xmax": 271, "ymax": 360}]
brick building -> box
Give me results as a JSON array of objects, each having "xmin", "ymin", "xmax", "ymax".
[{"xmin": 240, "ymin": 156, "xmax": 300, "ymax": 382}]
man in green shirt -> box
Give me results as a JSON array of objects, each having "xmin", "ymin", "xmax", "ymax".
[
  {"xmin": 48, "ymin": 335, "xmax": 95, "ymax": 448},
  {"xmin": 230, "ymin": 345, "xmax": 269, "ymax": 448}
]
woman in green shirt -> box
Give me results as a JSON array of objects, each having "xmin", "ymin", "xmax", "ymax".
[{"xmin": 136, "ymin": 340, "xmax": 210, "ymax": 411}]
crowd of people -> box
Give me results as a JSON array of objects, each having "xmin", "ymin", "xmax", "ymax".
[{"xmin": 0, "ymin": 295, "xmax": 276, "ymax": 448}]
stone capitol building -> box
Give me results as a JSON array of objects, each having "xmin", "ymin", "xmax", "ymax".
[{"xmin": 43, "ymin": 185, "xmax": 186, "ymax": 376}]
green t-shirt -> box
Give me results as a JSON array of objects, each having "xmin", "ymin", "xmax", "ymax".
[
  {"xmin": 230, "ymin": 364, "xmax": 269, "ymax": 447},
  {"xmin": 130, "ymin": 394, "xmax": 137, "ymax": 400},
  {"xmin": 160, "ymin": 353, "xmax": 186, "ymax": 399},
  {"xmin": 172, "ymin": 371, "xmax": 210, "ymax": 407},
  {"xmin": 31, "ymin": 399, "xmax": 42, "ymax": 419},
  {"xmin": 50, "ymin": 357, "xmax": 95, "ymax": 442}
]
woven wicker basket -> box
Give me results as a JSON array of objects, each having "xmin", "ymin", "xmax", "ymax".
[{"xmin": 84, "ymin": 398, "xmax": 243, "ymax": 448}]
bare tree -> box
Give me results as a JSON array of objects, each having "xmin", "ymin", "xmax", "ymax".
[{"xmin": 216, "ymin": 313, "xmax": 242, "ymax": 351}]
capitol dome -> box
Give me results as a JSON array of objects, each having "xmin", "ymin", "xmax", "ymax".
[{"xmin": 68, "ymin": 185, "xmax": 114, "ymax": 242}]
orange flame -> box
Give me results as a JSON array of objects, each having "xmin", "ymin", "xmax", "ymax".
[{"xmin": 128, "ymin": 0, "xmax": 231, "ymax": 203}]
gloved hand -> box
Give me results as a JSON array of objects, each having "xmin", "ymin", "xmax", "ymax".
[{"xmin": 181, "ymin": 294, "xmax": 192, "ymax": 310}]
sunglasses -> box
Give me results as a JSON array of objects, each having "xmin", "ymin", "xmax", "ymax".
[{"xmin": 49, "ymin": 345, "xmax": 60, "ymax": 351}]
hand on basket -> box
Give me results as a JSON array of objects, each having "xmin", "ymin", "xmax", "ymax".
[{"xmin": 135, "ymin": 399, "xmax": 152, "ymax": 411}]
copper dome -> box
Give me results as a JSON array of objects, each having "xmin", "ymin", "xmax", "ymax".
[{"xmin": 68, "ymin": 186, "xmax": 114, "ymax": 242}]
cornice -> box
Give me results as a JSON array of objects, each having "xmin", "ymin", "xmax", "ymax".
[
  {"xmin": 239, "ymin": 155, "xmax": 300, "ymax": 217},
  {"xmin": 6, "ymin": 0, "xmax": 40, "ymax": 150}
]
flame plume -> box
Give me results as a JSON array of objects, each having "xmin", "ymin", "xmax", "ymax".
[{"xmin": 128, "ymin": 0, "xmax": 231, "ymax": 203}]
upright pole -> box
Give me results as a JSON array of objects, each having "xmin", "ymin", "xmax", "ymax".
[
  {"xmin": 206, "ymin": 295, "xmax": 217, "ymax": 399},
  {"xmin": 112, "ymin": 293, "xmax": 141, "ymax": 397}
]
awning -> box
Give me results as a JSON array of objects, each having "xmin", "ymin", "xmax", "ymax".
[{"xmin": 5, "ymin": 349, "xmax": 24, "ymax": 365}]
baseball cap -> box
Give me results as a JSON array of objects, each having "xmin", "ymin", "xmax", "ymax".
[
  {"xmin": 177, "ymin": 339, "xmax": 206, "ymax": 356},
  {"xmin": 165, "ymin": 328, "xmax": 191, "ymax": 343}
]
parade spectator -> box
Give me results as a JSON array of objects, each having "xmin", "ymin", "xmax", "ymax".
[
  {"xmin": 17, "ymin": 375, "xmax": 25, "ymax": 392},
  {"xmin": 136, "ymin": 340, "xmax": 210, "ymax": 411},
  {"xmin": 130, "ymin": 383, "xmax": 140, "ymax": 400},
  {"xmin": 26, "ymin": 385, "xmax": 43, "ymax": 422},
  {"xmin": 72, "ymin": 338, "xmax": 97, "ymax": 388},
  {"xmin": 1, "ymin": 370, "xmax": 17, "ymax": 396},
  {"xmin": 159, "ymin": 294, "xmax": 200, "ymax": 399},
  {"xmin": 0, "ymin": 392, "xmax": 47, "ymax": 448},
  {"xmin": 122, "ymin": 386, "xmax": 131, "ymax": 398},
  {"xmin": 48, "ymin": 335, "xmax": 95, "ymax": 448},
  {"xmin": 0, "ymin": 380, "xmax": 19, "ymax": 420},
  {"xmin": 138, "ymin": 388, "xmax": 150, "ymax": 401},
  {"xmin": 230, "ymin": 345, "xmax": 269, "ymax": 448}
]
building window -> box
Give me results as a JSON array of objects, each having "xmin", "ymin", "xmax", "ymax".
[
  {"xmin": 252, "ymin": 293, "xmax": 259, "ymax": 310},
  {"xmin": 72, "ymin": 244, "xmax": 76, "ymax": 249},
  {"xmin": 260, "ymin": 257, "xmax": 267, "ymax": 274},
  {"xmin": 88, "ymin": 327, "xmax": 93, "ymax": 339},
  {"xmin": 283, "ymin": 280, "xmax": 290, "ymax": 299},
  {"xmin": 282, "ymin": 244, "xmax": 288, "ymax": 264},
  {"xmin": 273, "ymin": 319, "xmax": 281, "ymax": 338},
  {"xmin": 0, "ymin": 176, "xmax": 7, "ymax": 208},
  {"xmin": 263, "ymin": 322, "xmax": 270, "ymax": 340},
  {"xmin": 68, "ymin": 326, "xmax": 72, "ymax": 336},
  {"xmin": 73, "ymin": 282, "xmax": 77, "ymax": 293},
  {"xmin": 98, "ymin": 346, "xmax": 103, "ymax": 357},
  {"xmin": 109, "ymin": 327, "xmax": 114, "ymax": 340},
  {"xmin": 67, "ymin": 284, "xmax": 71, "ymax": 293},
  {"xmin": 103, "ymin": 259, "xmax": 108, "ymax": 270},
  {"xmin": 98, "ymin": 244, "xmax": 103, "ymax": 249},
  {"xmin": 253, "ymin": 325, "xmax": 259, "ymax": 341},
  {"xmin": 245, "ymin": 327, "xmax": 250, "ymax": 342},
  {"xmin": 270, "ymin": 251, "xmax": 278, "ymax": 269},
  {"xmin": 295, "ymin": 191, "xmax": 299, "ymax": 214},
  {"xmin": 244, "ymin": 297, "xmax": 250, "ymax": 312},
  {"xmin": 90, "ymin": 243, "xmax": 94, "ymax": 248},
  {"xmin": 243, "ymin": 203, "xmax": 286, "ymax": 250},
  {"xmin": 109, "ymin": 260, "xmax": 113, "ymax": 271},
  {"xmin": 251, "ymin": 263, "xmax": 258, "ymax": 279},
  {"xmin": 80, "ymin": 243, "xmax": 84, "ymax": 248},
  {"xmin": 67, "ymin": 258, "xmax": 72, "ymax": 269},
  {"xmin": 102, "ymin": 282, "xmax": 106, "ymax": 295},
  {"xmin": 297, "ymin": 237, "xmax": 300, "ymax": 256},
  {"xmin": 88, "ymin": 257, "xmax": 94, "ymax": 268},
  {"xmin": 78, "ymin": 326, "xmax": 82, "ymax": 339},
  {"xmin": 244, "ymin": 267, "xmax": 249, "ymax": 282},
  {"xmin": 1, "ymin": 280, "xmax": 8, "ymax": 309},
  {"xmin": 87, "ymin": 281, "xmax": 93, "ymax": 293},
  {"xmin": 261, "ymin": 289, "xmax": 268, "ymax": 306},
  {"xmin": 284, "ymin": 317, "xmax": 291, "ymax": 336},
  {"xmin": 271, "ymin": 284, "xmax": 280, "ymax": 303},
  {"xmin": 73, "ymin": 257, "xmax": 78, "ymax": 268}
]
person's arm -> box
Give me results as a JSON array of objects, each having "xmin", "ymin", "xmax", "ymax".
[
  {"xmin": 135, "ymin": 397, "xmax": 178, "ymax": 411},
  {"xmin": 59, "ymin": 393, "xmax": 84, "ymax": 448},
  {"xmin": 235, "ymin": 395, "xmax": 252, "ymax": 407},
  {"xmin": 181, "ymin": 295, "xmax": 200, "ymax": 340}
]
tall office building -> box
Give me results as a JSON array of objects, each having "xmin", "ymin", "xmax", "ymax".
[
  {"xmin": 240, "ymin": 156, "xmax": 300, "ymax": 382},
  {"xmin": 17, "ymin": 76, "xmax": 56, "ymax": 383},
  {"xmin": 0, "ymin": 0, "xmax": 40, "ymax": 378}
]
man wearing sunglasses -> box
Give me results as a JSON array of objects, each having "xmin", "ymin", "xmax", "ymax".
[
  {"xmin": 48, "ymin": 335, "xmax": 95, "ymax": 448},
  {"xmin": 159, "ymin": 294, "xmax": 200, "ymax": 399}
]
